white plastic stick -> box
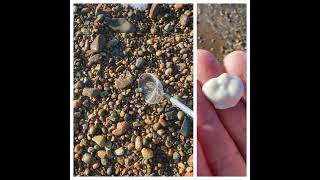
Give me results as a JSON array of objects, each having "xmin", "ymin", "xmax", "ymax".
[{"xmin": 170, "ymin": 97, "xmax": 194, "ymax": 119}]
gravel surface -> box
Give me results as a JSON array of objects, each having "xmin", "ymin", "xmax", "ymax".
[
  {"xmin": 73, "ymin": 3, "xmax": 193, "ymax": 176},
  {"xmin": 197, "ymin": 4, "xmax": 246, "ymax": 61}
]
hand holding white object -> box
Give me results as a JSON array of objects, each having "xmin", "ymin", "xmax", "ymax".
[{"xmin": 197, "ymin": 50, "xmax": 247, "ymax": 176}]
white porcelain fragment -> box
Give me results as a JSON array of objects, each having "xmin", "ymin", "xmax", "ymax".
[{"xmin": 202, "ymin": 73, "xmax": 244, "ymax": 109}]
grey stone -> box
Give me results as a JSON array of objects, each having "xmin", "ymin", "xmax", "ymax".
[
  {"xmin": 107, "ymin": 38, "xmax": 119, "ymax": 47},
  {"xmin": 181, "ymin": 117, "xmax": 192, "ymax": 137},
  {"xmin": 164, "ymin": 23, "xmax": 173, "ymax": 32},
  {"xmin": 108, "ymin": 18, "xmax": 136, "ymax": 33},
  {"xmin": 135, "ymin": 57, "xmax": 145, "ymax": 69},
  {"xmin": 90, "ymin": 34, "xmax": 105, "ymax": 52},
  {"xmin": 82, "ymin": 88, "xmax": 101, "ymax": 98},
  {"xmin": 95, "ymin": 14, "xmax": 104, "ymax": 23}
]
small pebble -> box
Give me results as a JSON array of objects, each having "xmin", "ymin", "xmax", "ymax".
[
  {"xmin": 153, "ymin": 122, "xmax": 161, "ymax": 131},
  {"xmin": 127, "ymin": 143, "xmax": 135, "ymax": 151},
  {"xmin": 90, "ymin": 34, "xmax": 105, "ymax": 52},
  {"xmin": 82, "ymin": 88, "xmax": 101, "ymax": 98},
  {"xmin": 101, "ymin": 158, "xmax": 107, "ymax": 166},
  {"xmin": 147, "ymin": 39, "xmax": 153, "ymax": 45},
  {"xmin": 74, "ymin": 144, "xmax": 81, "ymax": 153},
  {"xmin": 135, "ymin": 136, "xmax": 143, "ymax": 151},
  {"xmin": 112, "ymin": 121, "xmax": 129, "ymax": 136},
  {"xmin": 84, "ymin": 168, "xmax": 90, "ymax": 176},
  {"xmin": 174, "ymin": 4, "xmax": 184, "ymax": 9},
  {"xmin": 135, "ymin": 57, "xmax": 145, "ymax": 69},
  {"xmin": 97, "ymin": 150, "xmax": 107, "ymax": 159},
  {"xmin": 181, "ymin": 117, "xmax": 192, "ymax": 137},
  {"xmin": 82, "ymin": 153, "xmax": 92, "ymax": 164},
  {"xmin": 93, "ymin": 162, "xmax": 100, "ymax": 169},
  {"xmin": 73, "ymin": 100, "xmax": 81, "ymax": 109},
  {"xmin": 107, "ymin": 167, "xmax": 113, "ymax": 175},
  {"xmin": 156, "ymin": 50, "xmax": 162, "ymax": 57},
  {"xmin": 141, "ymin": 148, "xmax": 154, "ymax": 159},
  {"xmin": 177, "ymin": 111, "xmax": 185, "ymax": 121},
  {"xmin": 187, "ymin": 154, "xmax": 193, "ymax": 166},
  {"xmin": 92, "ymin": 135, "xmax": 106, "ymax": 147},
  {"xmin": 165, "ymin": 68, "xmax": 173, "ymax": 76},
  {"xmin": 173, "ymin": 152, "xmax": 180, "ymax": 162},
  {"xmin": 88, "ymin": 125, "xmax": 96, "ymax": 135},
  {"xmin": 114, "ymin": 147, "xmax": 125, "ymax": 156},
  {"xmin": 178, "ymin": 162, "xmax": 185, "ymax": 174}
]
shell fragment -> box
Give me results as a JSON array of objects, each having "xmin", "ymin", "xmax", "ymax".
[{"xmin": 202, "ymin": 73, "xmax": 244, "ymax": 109}]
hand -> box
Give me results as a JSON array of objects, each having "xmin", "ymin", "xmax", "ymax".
[{"xmin": 197, "ymin": 49, "xmax": 247, "ymax": 176}]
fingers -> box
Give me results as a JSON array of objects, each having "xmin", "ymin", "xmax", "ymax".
[
  {"xmin": 197, "ymin": 49, "xmax": 224, "ymax": 82},
  {"xmin": 197, "ymin": 49, "xmax": 247, "ymax": 160},
  {"xmin": 197, "ymin": 140, "xmax": 213, "ymax": 176},
  {"xmin": 223, "ymin": 51, "xmax": 247, "ymax": 102},
  {"xmin": 197, "ymin": 82, "xmax": 246, "ymax": 176}
]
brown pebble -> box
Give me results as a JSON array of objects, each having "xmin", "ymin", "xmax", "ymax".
[
  {"xmin": 182, "ymin": 69, "xmax": 189, "ymax": 75},
  {"xmin": 159, "ymin": 115, "xmax": 167, "ymax": 127},
  {"xmin": 104, "ymin": 7, "xmax": 112, "ymax": 13},
  {"xmin": 75, "ymin": 153, "xmax": 81, "ymax": 160},
  {"xmin": 74, "ymin": 143, "xmax": 81, "ymax": 153},
  {"xmin": 73, "ymin": 100, "xmax": 81, "ymax": 109},
  {"xmin": 174, "ymin": 4, "xmax": 184, "ymax": 9},
  {"xmin": 133, "ymin": 121, "xmax": 144, "ymax": 127},
  {"xmin": 112, "ymin": 121, "xmax": 129, "ymax": 136},
  {"xmin": 175, "ymin": 35, "xmax": 181, "ymax": 42},
  {"xmin": 180, "ymin": 48, "xmax": 188, "ymax": 54},
  {"xmin": 164, "ymin": 42, "xmax": 171, "ymax": 48},
  {"xmin": 150, "ymin": 28, "xmax": 157, "ymax": 35},
  {"xmin": 187, "ymin": 154, "xmax": 193, "ymax": 166},
  {"xmin": 117, "ymin": 156, "xmax": 125, "ymax": 165},
  {"xmin": 156, "ymin": 50, "xmax": 162, "ymax": 57},
  {"xmin": 144, "ymin": 117, "xmax": 153, "ymax": 125},
  {"xmin": 178, "ymin": 162, "xmax": 185, "ymax": 174},
  {"xmin": 134, "ymin": 162, "xmax": 141, "ymax": 170},
  {"xmin": 153, "ymin": 122, "xmax": 161, "ymax": 131},
  {"xmin": 172, "ymin": 57, "xmax": 179, "ymax": 64},
  {"xmin": 186, "ymin": 166, "xmax": 193, "ymax": 173},
  {"xmin": 127, "ymin": 143, "xmax": 135, "ymax": 151},
  {"xmin": 130, "ymin": 64, "xmax": 136, "ymax": 70},
  {"xmin": 97, "ymin": 150, "xmax": 107, "ymax": 159},
  {"xmin": 167, "ymin": 148, "xmax": 173, "ymax": 157},
  {"xmin": 165, "ymin": 68, "xmax": 173, "ymax": 76},
  {"xmin": 121, "ymin": 168, "xmax": 128, "ymax": 175},
  {"xmin": 93, "ymin": 162, "xmax": 100, "ymax": 169},
  {"xmin": 135, "ymin": 136, "xmax": 143, "ymax": 151},
  {"xmin": 159, "ymin": 63, "xmax": 165, "ymax": 69},
  {"xmin": 141, "ymin": 148, "xmax": 154, "ymax": 159},
  {"xmin": 116, "ymin": 65, "xmax": 125, "ymax": 73},
  {"xmin": 157, "ymin": 129, "xmax": 165, "ymax": 136}
]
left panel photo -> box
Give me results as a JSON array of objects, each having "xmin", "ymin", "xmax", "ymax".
[{"xmin": 73, "ymin": 3, "xmax": 194, "ymax": 176}]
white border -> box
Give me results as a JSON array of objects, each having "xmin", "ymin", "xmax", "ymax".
[{"xmin": 71, "ymin": 0, "xmax": 249, "ymax": 179}]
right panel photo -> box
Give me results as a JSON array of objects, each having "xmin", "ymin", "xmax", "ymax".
[{"xmin": 197, "ymin": 3, "xmax": 247, "ymax": 176}]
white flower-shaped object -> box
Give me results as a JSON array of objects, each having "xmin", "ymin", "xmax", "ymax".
[{"xmin": 202, "ymin": 73, "xmax": 244, "ymax": 109}]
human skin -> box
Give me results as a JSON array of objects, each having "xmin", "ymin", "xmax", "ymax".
[{"xmin": 197, "ymin": 49, "xmax": 247, "ymax": 176}]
